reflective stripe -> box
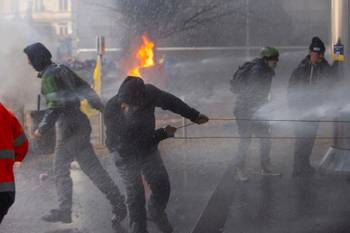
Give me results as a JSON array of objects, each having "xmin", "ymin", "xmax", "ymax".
[
  {"xmin": 0, "ymin": 182, "xmax": 15, "ymax": 192},
  {"xmin": 0, "ymin": 150, "xmax": 15, "ymax": 159},
  {"xmin": 14, "ymin": 133, "xmax": 27, "ymax": 147}
]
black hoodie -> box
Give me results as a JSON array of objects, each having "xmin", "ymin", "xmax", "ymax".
[
  {"xmin": 24, "ymin": 43, "xmax": 52, "ymax": 72},
  {"xmin": 104, "ymin": 77, "xmax": 200, "ymax": 156}
]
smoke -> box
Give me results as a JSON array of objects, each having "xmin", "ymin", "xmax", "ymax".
[
  {"xmin": 255, "ymin": 75, "xmax": 350, "ymax": 123},
  {"xmin": 0, "ymin": 20, "xmax": 48, "ymax": 110}
]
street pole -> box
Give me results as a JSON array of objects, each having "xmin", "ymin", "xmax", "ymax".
[
  {"xmin": 97, "ymin": 36, "xmax": 105, "ymax": 145},
  {"xmin": 245, "ymin": 0, "xmax": 250, "ymax": 60}
]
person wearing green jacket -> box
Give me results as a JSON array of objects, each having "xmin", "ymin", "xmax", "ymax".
[{"xmin": 24, "ymin": 43, "xmax": 126, "ymax": 230}]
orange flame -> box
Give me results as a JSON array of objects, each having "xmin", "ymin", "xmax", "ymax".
[{"xmin": 128, "ymin": 35, "xmax": 156, "ymax": 77}]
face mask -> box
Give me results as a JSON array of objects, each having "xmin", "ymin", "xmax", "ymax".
[
  {"xmin": 265, "ymin": 57, "xmax": 278, "ymax": 69},
  {"xmin": 267, "ymin": 60, "xmax": 278, "ymax": 69}
]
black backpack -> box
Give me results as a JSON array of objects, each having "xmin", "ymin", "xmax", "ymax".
[{"xmin": 230, "ymin": 61, "xmax": 255, "ymax": 93}]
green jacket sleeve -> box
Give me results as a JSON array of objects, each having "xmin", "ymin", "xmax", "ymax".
[{"xmin": 41, "ymin": 73, "xmax": 64, "ymax": 109}]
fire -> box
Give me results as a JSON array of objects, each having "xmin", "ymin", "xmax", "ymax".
[{"xmin": 128, "ymin": 35, "xmax": 156, "ymax": 77}]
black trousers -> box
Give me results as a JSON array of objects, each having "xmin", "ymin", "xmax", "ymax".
[
  {"xmin": 113, "ymin": 150, "xmax": 171, "ymax": 233},
  {"xmin": 293, "ymin": 122, "xmax": 319, "ymax": 173},
  {"xmin": 0, "ymin": 192, "xmax": 15, "ymax": 224}
]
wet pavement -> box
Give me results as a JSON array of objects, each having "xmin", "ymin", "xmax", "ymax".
[
  {"xmin": 223, "ymin": 175, "xmax": 350, "ymax": 233},
  {"xmin": 2, "ymin": 116, "xmax": 350, "ymax": 233}
]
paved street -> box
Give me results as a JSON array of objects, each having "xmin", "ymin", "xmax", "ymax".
[{"xmin": 2, "ymin": 124, "xmax": 350, "ymax": 233}]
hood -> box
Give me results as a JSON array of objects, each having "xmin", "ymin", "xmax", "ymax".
[
  {"xmin": 117, "ymin": 76, "xmax": 145, "ymax": 106},
  {"xmin": 23, "ymin": 42, "xmax": 52, "ymax": 72}
]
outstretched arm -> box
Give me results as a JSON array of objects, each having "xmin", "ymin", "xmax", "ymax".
[{"xmin": 148, "ymin": 84, "xmax": 208, "ymax": 123}]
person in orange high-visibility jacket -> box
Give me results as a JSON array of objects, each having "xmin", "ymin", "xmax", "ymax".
[{"xmin": 0, "ymin": 102, "xmax": 28, "ymax": 224}]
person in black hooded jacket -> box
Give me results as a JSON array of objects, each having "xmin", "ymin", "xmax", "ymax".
[
  {"xmin": 104, "ymin": 76, "xmax": 209, "ymax": 233},
  {"xmin": 288, "ymin": 36, "xmax": 338, "ymax": 177},
  {"xmin": 23, "ymin": 43, "xmax": 127, "ymax": 230}
]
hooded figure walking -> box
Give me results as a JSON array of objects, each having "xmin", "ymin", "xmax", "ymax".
[
  {"xmin": 24, "ymin": 43, "xmax": 127, "ymax": 230},
  {"xmin": 104, "ymin": 76, "xmax": 209, "ymax": 233}
]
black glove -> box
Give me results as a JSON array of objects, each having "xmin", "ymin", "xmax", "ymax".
[
  {"xmin": 164, "ymin": 125, "xmax": 177, "ymax": 137},
  {"xmin": 194, "ymin": 113, "xmax": 209, "ymax": 125}
]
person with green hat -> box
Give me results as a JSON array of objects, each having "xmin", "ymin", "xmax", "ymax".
[{"xmin": 230, "ymin": 46, "xmax": 281, "ymax": 182}]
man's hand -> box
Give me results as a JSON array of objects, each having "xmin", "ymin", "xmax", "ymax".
[
  {"xmin": 195, "ymin": 114, "xmax": 209, "ymax": 125},
  {"xmin": 165, "ymin": 125, "xmax": 177, "ymax": 138},
  {"xmin": 33, "ymin": 129, "xmax": 42, "ymax": 139}
]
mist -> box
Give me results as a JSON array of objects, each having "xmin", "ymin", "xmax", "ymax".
[{"xmin": 1, "ymin": 1, "xmax": 350, "ymax": 233}]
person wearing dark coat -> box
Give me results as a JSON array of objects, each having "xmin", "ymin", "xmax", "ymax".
[
  {"xmin": 104, "ymin": 76, "xmax": 209, "ymax": 233},
  {"xmin": 288, "ymin": 36, "xmax": 338, "ymax": 177},
  {"xmin": 232, "ymin": 47, "xmax": 281, "ymax": 181}
]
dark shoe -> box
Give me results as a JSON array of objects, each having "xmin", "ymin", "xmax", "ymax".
[
  {"xmin": 149, "ymin": 213, "xmax": 173, "ymax": 233},
  {"xmin": 111, "ymin": 219, "xmax": 128, "ymax": 233},
  {"xmin": 112, "ymin": 199, "xmax": 127, "ymax": 222},
  {"xmin": 130, "ymin": 221, "xmax": 149, "ymax": 233},
  {"xmin": 292, "ymin": 166, "xmax": 316, "ymax": 178},
  {"xmin": 41, "ymin": 209, "xmax": 72, "ymax": 223}
]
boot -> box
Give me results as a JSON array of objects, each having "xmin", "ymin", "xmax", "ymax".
[
  {"xmin": 130, "ymin": 221, "xmax": 149, "ymax": 233},
  {"xmin": 41, "ymin": 209, "xmax": 72, "ymax": 223},
  {"xmin": 292, "ymin": 165, "xmax": 315, "ymax": 178},
  {"xmin": 149, "ymin": 212, "xmax": 173, "ymax": 233}
]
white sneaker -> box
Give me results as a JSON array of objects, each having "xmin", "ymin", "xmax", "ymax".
[
  {"xmin": 235, "ymin": 168, "xmax": 248, "ymax": 182},
  {"xmin": 260, "ymin": 168, "xmax": 281, "ymax": 176}
]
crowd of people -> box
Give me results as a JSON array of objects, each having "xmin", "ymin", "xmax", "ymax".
[{"xmin": 0, "ymin": 36, "xmax": 340, "ymax": 233}]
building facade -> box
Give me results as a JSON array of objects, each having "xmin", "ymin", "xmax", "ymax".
[{"xmin": 0, "ymin": 0, "xmax": 74, "ymax": 58}]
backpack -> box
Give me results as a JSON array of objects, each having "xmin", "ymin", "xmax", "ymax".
[{"xmin": 230, "ymin": 61, "xmax": 255, "ymax": 93}]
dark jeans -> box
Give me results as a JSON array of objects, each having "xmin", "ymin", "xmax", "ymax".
[
  {"xmin": 54, "ymin": 110, "xmax": 123, "ymax": 213},
  {"xmin": 293, "ymin": 122, "xmax": 319, "ymax": 173},
  {"xmin": 113, "ymin": 150, "xmax": 171, "ymax": 233},
  {"xmin": 235, "ymin": 118, "xmax": 271, "ymax": 169},
  {"xmin": 0, "ymin": 192, "xmax": 15, "ymax": 224}
]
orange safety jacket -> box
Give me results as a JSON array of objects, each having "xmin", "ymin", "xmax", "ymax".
[{"xmin": 0, "ymin": 103, "xmax": 28, "ymax": 192}]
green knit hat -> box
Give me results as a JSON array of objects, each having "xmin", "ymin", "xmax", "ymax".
[{"xmin": 260, "ymin": 47, "xmax": 279, "ymax": 60}]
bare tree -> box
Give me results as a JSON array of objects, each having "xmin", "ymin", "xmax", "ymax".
[
  {"xmin": 81, "ymin": 0, "xmax": 293, "ymax": 47},
  {"xmin": 91, "ymin": 0, "xmax": 244, "ymax": 46}
]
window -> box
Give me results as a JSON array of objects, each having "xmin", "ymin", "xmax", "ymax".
[
  {"xmin": 34, "ymin": 0, "xmax": 44, "ymax": 12},
  {"xmin": 58, "ymin": 23, "xmax": 68, "ymax": 36},
  {"xmin": 11, "ymin": 0, "xmax": 19, "ymax": 14},
  {"xmin": 0, "ymin": 0, "xmax": 4, "ymax": 12},
  {"xmin": 59, "ymin": 0, "xmax": 68, "ymax": 11}
]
